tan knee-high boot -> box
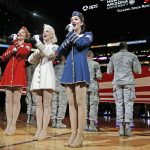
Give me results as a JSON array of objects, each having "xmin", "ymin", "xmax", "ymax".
[
  {"xmin": 3, "ymin": 89, "xmax": 13, "ymax": 135},
  {"xmin": 38, "ymin": 90, "xmax": 52, "ymax": 141},
  {"xmin": 7, "ymin": 88, "xmax": 22, "ymax": 135},
  {"xmin": 64, "ymin": 86, "xmax": 77, "ymax": 147},
  {"xmin": 70, "ymin": 85, "xmax": 86, "ymax": 148},
  {"xmin": 33, "ymin": 91, "xmax": 43, "ymax": 140}
]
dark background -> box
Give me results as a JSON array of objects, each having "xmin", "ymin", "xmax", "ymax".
[
  {"xmin": 0, "ymin": 0, "xmax": 150, "ymax": 44},
  {"xmin": 0, "ymin": 0, "xmax": 150, "ymax": 117}
]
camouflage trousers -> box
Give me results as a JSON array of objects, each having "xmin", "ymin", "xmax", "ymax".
[
  {"xmin": 113, "ymin": 84, "xmax": 135, "ymax": 123},
  {"xmin": 51, "ymin": 91, "xmax": 67, "ymax": 120},
  {"xmin": 25, "ymin": 91, "xmax": 36, "ymax": 115},
  {"xmin": 86, "ymin": 91, "xmax": 100, "ymax": 121}
]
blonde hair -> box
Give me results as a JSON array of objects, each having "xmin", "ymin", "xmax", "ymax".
[{"xmin": 44, "ymin": 24, "xmax": 57, "ymax": 44}]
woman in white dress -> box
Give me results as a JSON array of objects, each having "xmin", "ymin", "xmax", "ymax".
[{"xmin": 28, "ymin": 24, "xmax": 58, "ymax": 140}]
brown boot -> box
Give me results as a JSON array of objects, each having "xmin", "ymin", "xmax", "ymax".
[
  {"xmin": 70, "ymin": 132, "xmax": 84, "ymax": 148},
  {"xmin": 64, "ymin": 132, "xmax": 77, "ymax": 147}
]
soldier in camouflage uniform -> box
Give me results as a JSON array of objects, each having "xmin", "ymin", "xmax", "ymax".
[
  {"xmin": 107, "ymin": 41, "xmax": 141, "ymax": 136},
  {"xmin": 25, "ymin": 64, "xmax": 37, "ymax": 124},
  {"xmin": 85, "ymin": 50, "xmax": 102, "ymax": 132},
  {"xmin": 51, "ymin": 55, "xmax": 67, "ymax": 128}
]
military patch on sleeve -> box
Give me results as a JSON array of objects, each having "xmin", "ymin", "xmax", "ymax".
[{"xmin": 85, "ymin": 35, "xmax": 92, "ymax": 41}]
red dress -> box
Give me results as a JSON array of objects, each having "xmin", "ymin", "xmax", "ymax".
[{"xmin": 0, "ymin": 41, "xmax": 32, "ymax": 88}]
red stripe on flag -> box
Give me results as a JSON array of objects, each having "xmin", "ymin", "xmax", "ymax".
[
  {"xmin": 135, "ymin": 86, "xmax": 150, "ymax": 92},
  {"xmin": 144, "ymin": 0, "xmax": 150, "ymax": 3},
  {"xmin": 100, "ymin": 95, "xmax": 150, "ymax": 98}
]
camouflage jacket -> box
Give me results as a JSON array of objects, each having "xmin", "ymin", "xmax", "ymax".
[
  {"xmin": 107, "ymin": 49, "xmax": 141, "ymax": 85},
  {"xmin": 54, "ymin": 63, "xmax": 65, "ymax": 92},
  {"xmin": 87, "ymin": 60, "xmax": 102, "ymax": 91}
]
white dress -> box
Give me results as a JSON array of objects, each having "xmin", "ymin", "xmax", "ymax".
[{"xmin": 28, "ymin": 41, "xmax": 58, "ymax": 91}]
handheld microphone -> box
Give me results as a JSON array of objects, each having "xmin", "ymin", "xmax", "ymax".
[
  {"xmin": 65, "ymin": 25, "xmax": 69, "ymax": 31},
  {"xmin": 31, "ymin": 34, "xmax": 43, "ymax": 40},
  {"xmin": 25, "ymin": 34, "xmax": 43, "ymax": 43},
  {"xmin": 65, "ymin": 24, "xmax": 74, "ymax": 32}
]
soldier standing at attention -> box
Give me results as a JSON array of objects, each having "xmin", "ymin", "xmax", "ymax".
[
  {"xmin": 51, "ymin": 55, "xmax": 67, "ymax": 128},
  {"xmin": 107, "ymin": 41, "xmax": 141, "ymax": 136},
  {"xmin": 25, "ymin": 64, "xmax": 37, "ymax": 124},
  {"xmin": 85, "ymin": 50, "xmax": 102, "ymax": 132}
]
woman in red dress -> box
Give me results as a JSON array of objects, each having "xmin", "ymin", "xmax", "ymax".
[{"xmin": 0, "ymin": 26, "xmax": 32, "ymax": 135}]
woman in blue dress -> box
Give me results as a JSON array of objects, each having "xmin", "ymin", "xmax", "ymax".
[{"xmin": 57, "ymin": 11, "xmax": 93, "ymax": 148}]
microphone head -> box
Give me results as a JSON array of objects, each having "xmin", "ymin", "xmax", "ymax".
[
  {"xmin": 7, "ymin": 36, "xmax": 13, "ymax": 40},
  {"xmin": 31, "ymin": 34, "xmax": 43, "ymax": 40},
  {"xmin": 65, "ymin": 24, "xmax": 70, "ymax": 31},
  {"xmin": 24, "ymin": 34, "xmax": 43, "ymax": 48},
  {"xmin": 65, "ymin": 24, "xmax": 74, "ymax": 32},
  {"xmin": 65, "ymin": 26, "xmax": 69, "ymax": 31}
]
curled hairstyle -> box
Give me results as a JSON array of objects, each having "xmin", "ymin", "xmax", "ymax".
[
  {"xmin": 20, "ymin": 26, "xmax": 30, "ymax": 39},
  {"xmin": 44, "ymin": 24, "xmax": 57, "ymax": 44}
]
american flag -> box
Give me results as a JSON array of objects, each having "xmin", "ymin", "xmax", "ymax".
[
  {"xmin": 98, "ymin": 66, "xmax": 150, "ymax": 104},
  {"xmin": 144, "ymin": 0, "xmax": 150, "ymax": 3}
]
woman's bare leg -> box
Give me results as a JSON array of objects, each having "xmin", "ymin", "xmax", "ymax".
[
  {"xmin": 7, "ymin": 87, "xmax": 22, "ymax": 135},
  {"xmin": 33, "ymin": 90, "xmax": 43, "ymax": 140},
  {"xmin": 4, "ymin": 87, "xmax": 13, "ymax": 135},
  {"xmin": 38, "ymin": 90, "xmax": 52, "ymax": 140},
  {"xmin": 64, "ymin": 85, "xmax": 77, "ymax": 146},
  {"xmin": 70, "ymin": 83, "xmax": 87, "ymax": 147}
]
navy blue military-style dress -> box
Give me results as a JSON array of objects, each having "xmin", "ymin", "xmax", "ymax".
[{"xmin": 57, "ymin": 31, "xmax": 93, "ymax": 86}]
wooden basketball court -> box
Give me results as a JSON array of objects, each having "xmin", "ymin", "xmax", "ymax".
[{"xmin": 0, "ymin": 112, "xmax": 150, "ymax": 150}]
